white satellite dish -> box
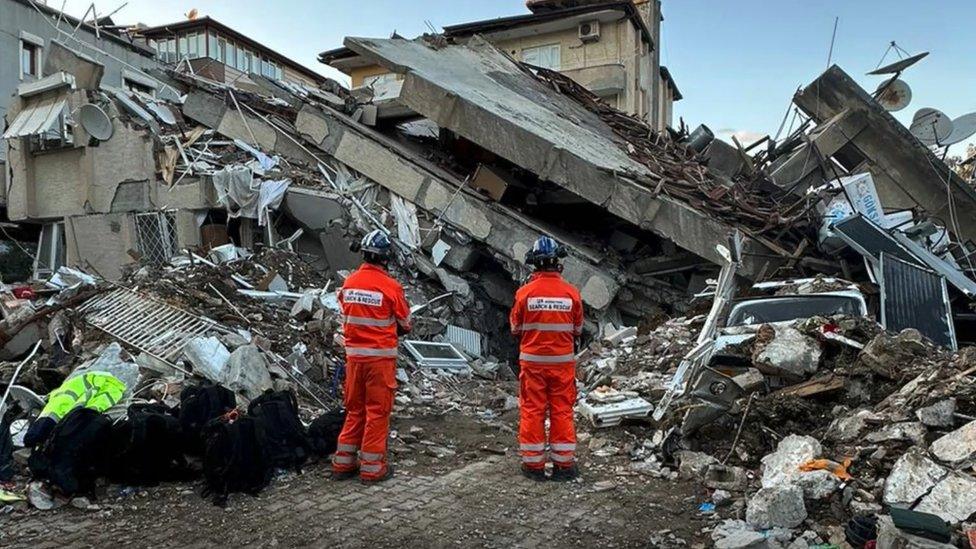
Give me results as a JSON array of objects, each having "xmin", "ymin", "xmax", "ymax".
[
  {"xmin": 943, "ymin": 113, "xmax": 976, "ymax": 146},
  {"xmin": 78, "ymin": 104, "xmax": 114, "ymax": 141},
  {"xmin": 910, "ymin": 108, "xmax": 954, "ymax": 146},
  {"xmin": 875, "ymin": 79, "xmax": 912, "ymax": 112}
]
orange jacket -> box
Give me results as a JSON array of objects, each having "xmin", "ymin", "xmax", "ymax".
[
  {"xmin": 338, "ymin": 263, "xmax": 412, "ymax": 362},
  {"xmin": 510, "ymin": 272, "xmax": 583, "ymax": 366}
]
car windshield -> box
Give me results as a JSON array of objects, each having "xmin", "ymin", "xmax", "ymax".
[{"xmin": 726, "ymin": 295, "xmax": 862, "ymax": 327}]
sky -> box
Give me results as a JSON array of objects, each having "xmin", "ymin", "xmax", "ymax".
[{"xmin": 54, "ymin": 0, "xmax": 976, "ymax": 155}]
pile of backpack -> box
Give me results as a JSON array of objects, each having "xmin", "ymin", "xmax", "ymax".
[{"xmin": 25, "ymin": 382, "xmax": 345, "ymax": 506}]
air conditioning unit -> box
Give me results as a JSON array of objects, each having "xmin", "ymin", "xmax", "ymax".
[{"xmin": 579, "ymin": 20, "xmax": 601, "ymax": 43}]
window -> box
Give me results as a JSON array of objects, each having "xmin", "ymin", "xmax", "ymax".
[
  {"xmin": 208, "ymin": 32, "xmax": 220, "ymax": 60},
  {"xmin": 521, "ymin": 44, "xmax": 560, "ymax": 70},
  {"xmin": 224, "ymin": 41, "xmax": 236, "ymax": 67},
  {"xmin": 20, "ymin": 41, "xmax": 41, "ymax": 79},
  {"xmin": 34, "ymin": 222, "xmax": 65, "ymax": 279},
  {"xmin": 177, "ymin": 35, "xmax": 188, "ymax": 60},
  {"xmin": 134, "ymin": 211, "xmax": 179, "ymax": 264},
  {"xmin": 195, "ymin": 33, "xmax": 206, "ymax": 59},
  {"xmin": 160, "ymin": 38, "xmax": 176, "ymax": 63},
  {"xmin": 361, "ymin": 73, "xmax": 398, "ymax": 89},
  {"xmin": 236, "ymin": 47, "xmax": 248, "ymax": 71}
]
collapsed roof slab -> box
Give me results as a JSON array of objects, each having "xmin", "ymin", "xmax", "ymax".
[
  {"xmin": 794, "ymin": 65, "xmax": 976, "ymax": 244},
  {"xmin": 177, "ymin": 78, "xmax": 621, "ymax": 308},
  {"xmin": 293, "ymin": 103, "xmax": 622, "ymax": 309},
  {"xmin": 343, "ymin": 36, "xmax": 780, "ymax": 280}
]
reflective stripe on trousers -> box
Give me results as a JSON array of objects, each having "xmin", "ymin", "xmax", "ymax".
[{"xmin": 519, "ymin": 352, "xmax": 575, "ymax": 363}]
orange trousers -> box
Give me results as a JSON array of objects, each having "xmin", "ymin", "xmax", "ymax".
[
  {"xmin": 518, "ymin": 363, "xmax": 577, "ymax": 470},
  {"xmin": 332, "ymin": 359, "xmax": 397, "ymax": 480}
]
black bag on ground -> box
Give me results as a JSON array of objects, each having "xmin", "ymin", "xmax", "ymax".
[
  {"xmin": 307, "ymin": 409, "xmax": 346, "ymax": 458},
  {"xmin": 247, "ymin": 389, "xmax": 311, "ymax": 471},
  {"xmin": 27, "ymin": 407, "xmax": 113, "ymax": 496},
  {"xmin": 179, "ymin": 382, "xmax": 235, "ymax": 455},
  {"xmin": 110, "ymin": 403, "xmax": 193, "ymax": 486},
  {"xmin": 201, "ymin": 415, "xmax": 272, "ymax": 506},
  {"xmin": 0, "ymin": 413, "xmax": 15, "ymax": 482}
]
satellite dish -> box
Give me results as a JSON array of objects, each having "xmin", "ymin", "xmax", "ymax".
[
  {"xmin": 876, "ymin": 79, "xmax": 912, "ymax": 112},
  {"xmin": 868, "ymin": 51, "xmax": 930, "ymax": 75},
  {"xmin": 943, "ymin": 113, "xmax": 976, "ymax": 146},
  {"xmin": 78, "ymin": 104, "xmax": 114, "ymax": 141},
  {"xmin": 910, "ymin": 108, "xmax": 954, "ymax": 146}
]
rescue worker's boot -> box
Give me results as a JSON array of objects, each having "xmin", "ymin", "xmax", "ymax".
[
  {"xmin": 332, "ymin": 469, "xmax": 359, "ymax": 481},
  {"xmin": 550, "ymin": 464, "xmax": 579, "ymax": 482},
  {"xmin": 361, "ymin": 464, "xmax": 394, "ymax": 485},
  {"xmin": 521, "ymin": 466, "xmax": 547, "ymax": 482}
]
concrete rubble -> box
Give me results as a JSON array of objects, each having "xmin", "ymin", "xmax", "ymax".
[{"xmin": 2, "ymin": 18, "xmax": 976, "ymax": 548}]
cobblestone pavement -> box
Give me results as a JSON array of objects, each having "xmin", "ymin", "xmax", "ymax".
[{"xmin": 3, "ymin": 455, "xmax": 710, "ymax": 548}]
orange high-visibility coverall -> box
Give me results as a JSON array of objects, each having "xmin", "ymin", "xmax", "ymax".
[
  {"xmin": 509, "ymin": 271, "xmax": 583, "ymax": 470},
  {"xmin": 332, "ymin": 263, "xmax": 411, "ymax": 480}
]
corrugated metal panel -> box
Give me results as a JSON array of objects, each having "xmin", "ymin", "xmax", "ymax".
[
  {"xmin": 2, "ymin": 95, "xmax": 66, "ymax": 139},
  {"xmin": 445, "ymin": 325, "xmax": 483, "ymax": 358},
  {"xmin": 881, "ymin": 253, "xmax": 956, "ymax": 350}
]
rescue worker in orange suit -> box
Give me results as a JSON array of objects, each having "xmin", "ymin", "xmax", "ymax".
[
  {"xmin": 332, "ymin": 230, "xmax": 411, "ymax": 483},
  {"xmin": 510, "ymin": 236, "xmax": 583, "ymax": 481}
]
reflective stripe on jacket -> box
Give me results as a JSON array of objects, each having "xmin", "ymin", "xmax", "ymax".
[
  {"xmin": 39, "ymin": 372, "xmax": 126, "ymax": 421},
  {"xmin": 339, "ymin": 263, "xmax": 412, "ymax": 362},
  {"xmin": 510, "ymin": 272, "xmax": 583, "ymax": 366}
]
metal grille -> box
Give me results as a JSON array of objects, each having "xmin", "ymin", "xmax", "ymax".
[
  {"xmin": 78, "ymin": 287, "xmax": 219, "ymax": 364},
  {"xmin": 134, "ymin": 211, "xmax": 179, "ymax": 264},
  {"xmin": 881, "ymin": 253, "xmax": 956, "ymax": 350}
]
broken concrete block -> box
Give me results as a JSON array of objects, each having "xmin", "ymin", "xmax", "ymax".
[
  {"xmin": 875, "ymin": 515, "xmax": 955, "ymax": 549},
  {"xmin": 883, "ymin": 448, "xmax": 949, "ymax": 507},
  {"xmin": 676, "ymin": 450, "xmax": 718, "ymax": 480},
  {"xmin": 746, "ymin": 485, "xmax": 807, "ymax": 529},
  {"xmin": 929, "ymin": 420, "xmax": 976, "ymax": 467},
  {"xmin": 184, "ymin": 336, "xmax": 232, "ymax": 384},
  {"xmin": 866, "ymin": 421, "xmax": 927, "ymax": 447},
  {"xmin": 225, "ymin": 345, "xmax": 274, "ymax": 400},
  {"xmin": 703, "ymin": 464, "xmax": 749, "ymax": 491},
  {"xmin": 760, "ymin": 434, "xmax": 822, "ymax": 489},
  {"xmin": 752, "ymin": 326, "xmax": 821, "ymax": 378},
  {"xmin": 857, "ymin": 329, "xmax": 929, "ymax": 379},
  {"xmin": 731, "ymin": 368, "xmax": 765, "ymax": 393},
  {"xmin": 711, "ymin": 520, "xmax": 772, "ymax": 549},
  {"xmin": 914, "ymin": 472, "xmax": 976, "ymax": 524},
  {"xmin": 795, "ymin": 469, "xmax": 840, "ymax": 500},
  {"xmin": 827, "ymin": 409, "xmax": 881, "ymax": 442},
  {"xmin": 290, "ymin": 292, "xmax": 317, "ymax": 320},
  {"xmin": 915, "ymin": 399, "xmax": 957, "ymax": 428}
]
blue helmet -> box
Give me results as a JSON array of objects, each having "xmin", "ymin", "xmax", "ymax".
[
  {"xmin": 526, "ymin": 235, "xmax": 564, "ymax": 266},
  {"xmin": 361, "ymin": 229, "xmax": 392, "ymax": 257}
]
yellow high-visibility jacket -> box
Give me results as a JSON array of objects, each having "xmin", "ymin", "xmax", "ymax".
[{"xmin": 39, "ymin": 372, "xmax": 126, "ymax": 422}]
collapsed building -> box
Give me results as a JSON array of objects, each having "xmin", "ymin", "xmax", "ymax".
[{"xmin": 3, "ymin": 10, "xmax": 976, "ymax": 546}]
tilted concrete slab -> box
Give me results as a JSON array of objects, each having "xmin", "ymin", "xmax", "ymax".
[
  {"xmin": 343, "ymin": 36, "xmax": 779, "ymax": 279},
  {"xmin": 794, "ymin": 65, "xmax": 976, "ymax": 244},
  {"xmin": 294, "ymin": 103, "xmax": 621, "ymax": 309},
  {"xmin": 178, "ymin": 79, "xmax": 621, "ymax": 308}
]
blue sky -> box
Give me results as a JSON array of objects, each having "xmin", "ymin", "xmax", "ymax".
[{"xmin": 59, "ymin": 0, "xmax": 976, "ymax": 154}]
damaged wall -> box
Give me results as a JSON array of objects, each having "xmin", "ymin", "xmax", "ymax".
[{"xmin": 6, "ymin": 90, "xmax": 213, "ymax": 222}]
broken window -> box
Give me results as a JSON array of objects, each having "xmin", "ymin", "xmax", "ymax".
[
  {"xmin": 361, "ymin": 73, "xmax": 398, "ymax": 89},
  {"xmin": 522, "ymin": 44, "xmax": 561, "ymax": 70},
  {"xmin": 403, "ymin": 341, "xmax": 470, "ymax": 370},
  {"xmin": 134, "ymin": 211, "xmax": 179, "ymax": 264},
  {"xmin": 20, "ymin": 41, "xmax": 41, "ymax": 79},
  {"xmin": 34, "ymin": 222, "xmax": 65, "ymax": 280},
  {"xmin": 726, "ymin": 295, "xmax": 864, "ymax": 327},
  {"xmin": 28, "ymin": 107, "xmax": 74, "ymax": 153}
]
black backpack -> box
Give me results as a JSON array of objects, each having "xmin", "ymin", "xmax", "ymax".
[
  {"xmin": 201, "ymin": 415, "xmax": 272, "ymax": 506},
  {"xmin": 179, "ymin": 382, "xmax": 236, "ymax": 455},
  {"xmin": 28, "ymin": 407, "xmax": 113, "ymax": 496},
  {"xmin": 110, "ymin": 403, "xmax": 192, "ymax": 486},
  {"xmin": 247, "ymin": 390, "xmax": 311, "ymax": 471},
  {"xmin": 307, "ymin": 410, "xmax": 346, "ymax": 458}
]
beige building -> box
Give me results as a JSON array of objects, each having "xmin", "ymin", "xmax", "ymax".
[{"xmin": 320, "ymin": 0, "xmax": 680, "ymax": 130}]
